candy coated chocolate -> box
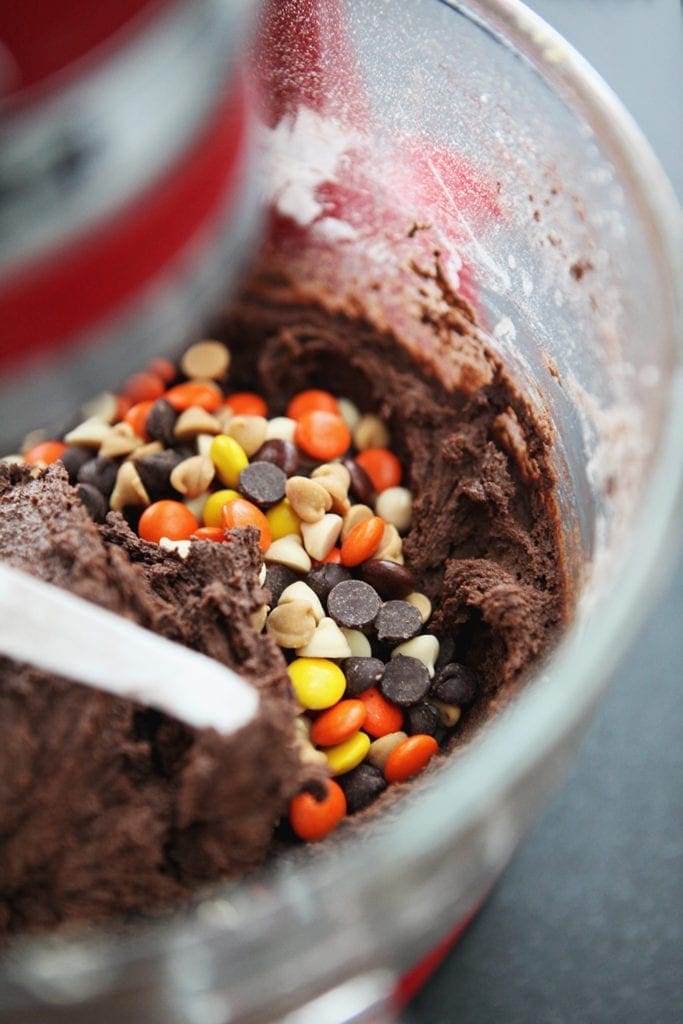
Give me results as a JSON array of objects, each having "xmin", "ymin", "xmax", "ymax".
[
  {"xmin": 358, "ymin": 559, "xmax": 415, "ymax": 599},
  {"xmin": 254, "ymin": 439, "xmax": 299, "ymax": 477}
]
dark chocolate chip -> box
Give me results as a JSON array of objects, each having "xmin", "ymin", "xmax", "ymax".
[
  {"xmin": 342, "ymin": 457, "xmax": 376, "ymax": 506},
  {"xmin": 145, "ymin": 399, "xmax": 178, "ymax": 447},
  {"xmin": 338, "ymin": 763, "xmax": 387, "ymax": 814},
  {"xmin": 327, "ymin": 579, "xmax": 381, "ymax": 630},
  {"xmin": 238, "ymin": 461, "xmax": 287, "ymax": 509},
  {"xmin": 77, "ymin": 456, "xmax": 118, "ymax": 498},
  {"xmin": 253, "ymin": 439, "xmax": 299, "ymax": 477},
  {"xmin": 135, "ymin": 449, "xmax": 183, "ymax": 501},
  {"xmin": 380, "ymin": 655, "xmax": 431, "ymax": 706},
  {"xmin": 358, "ymin": 559, "xmax": 415, "ymax": 599},
  {"xmin": 342, "ymin": 656, "xmax": 385, "ymax": 696},
  {"xmin": 430, "ymin": 663, "xmax": 479, "ymax": 707},
  {"xmin": 436, "ymin": 634, "xmax": 456, "ymax": 668},
  {"xmin": 264, "ymin": 564, "xmax": 300, "ymax": 605},
  {"xmin": 375, "ymin": 600, "xmax": 422, "ymax": 644},
  {"xmin": 60, "ymin": 444, "xmax": 93, "ymax": 484},
  {"xmin": 75, "ymin": 482, "xmax": 107, "ymax": 523},
  {"xmin": 305, "ymin": 563, "xmax": 352, "ymax": 606},
  {"xmin": 404, "ymin": 701, "xmax": 440, "ymax": 737}
]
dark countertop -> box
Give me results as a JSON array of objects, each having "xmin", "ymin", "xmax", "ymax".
[{"xmin": 408, "ymin": 2, "xmax": 683, "ymax": 1022}]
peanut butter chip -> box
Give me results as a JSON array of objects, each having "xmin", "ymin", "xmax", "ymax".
[
  {"xmin": 266, "ymin": 600, "xmax": 317, "ymax": 649},
  {"xmin": 374, "ymin": 522, "xmax": 403, "ymax": 563},
  {"xmin": 227, "ymin": 415, "xmax": 268, "ymax": 457},
  {"xmin": 109, "ymin": 461, "xmax": 150, "ymax": 512},
  {"xmin": 180, "ymin": 340, "xmax": 230, "ymax": 381},
  {"xmin": 99, "ymin": 423, "xmax": 143, "ymax": 459},
  {"xmin": 169, "ymin": 455, "xmax": 215, "ymax": 498},
  {"xmin": 264, "ymin": 535, "xmax": 312, "ymax": 573},
  {"xmin": 367, "ymin": 732, "xmax": 408, "ymax": 770},
  {"xmin": 174, "ymin": 406, "xmax": 221, "ymax": 440},
  {"xmin": 279, "ymin": 581, "xmax": 325, "ymax": 623},
  {"xmin": 285, "ymin": 476, "xmax": 332, "ymax": 523},
  {"xmin": 353, "ymin": 413, "xmax": 390, "ymax": 450},
  {"xmin": 64, "ymin": 418, "xmax": 110, "ymax": 448}
]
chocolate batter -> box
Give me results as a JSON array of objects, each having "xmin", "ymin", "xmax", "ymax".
[{"xmin": 0, "ymin": 258, "xmax": 567, "ymax": 934}]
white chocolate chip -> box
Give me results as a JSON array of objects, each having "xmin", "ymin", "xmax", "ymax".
[
  {"xmin": 367, "ymin": 731, "xmax": 407, "ymax": 770},
  {"xmin": 258, "ymin": 563, "xmax": 267, "ymax": 586},
  {"xmin": 295, "ymin": 616, "xmax": 352, "ymax": 658},
  {"xmin": 264, "ymin": 535, "xmax": 312, "ymax": 573},
  {"xmin": 228, "ymin": 415, "xmax": 268, "ymax": 457},
  {"xmin": 391, "ymin": 634, "xmax": 440, "ymax": 677},
  {"xmin": 300, "ymin": 513, "xmax": 343, "ymax": 561},
  {"xmin": 127, "ymin": 440, "xmax": 162, "ymax": 460},
  {"xmin": 170, "ymin": 454, "xmax": 215, "ymax": 498},
  {"xmin": 374, "ymin": 522, "xmax": 403, "ymax": 563},
  {"xmin": 312, "ymin": 462, "xmax": 351, "ymax": 489},
  {"xmin": 341, "ymin": 503, "xmax": 373, "ymax": 541},
  {"xmin": 99, "ymin": 422, "xmax": 143, "ymax": 459},
  {"xmin": 110, "ymin": 461, "xmax": 150, "ymax": 512},
  {"xmin": 375, "ymin": 486, "xmax": 412, "ymax": 534},
  {"xmin": 285, "ymin": 476, "xmax": 332, "ymax": 523},
  {"xmin": 174, "ymin": 406, "xmax": 221, "ymax": 440},
  {"xmin": 250, "ymin": 604, "xmax": 269, "ymax": 632},
  {"xmin": 279, "ymin": 581, "xmax": 325, "ymax": 623},
  {"xmin": 180, "ymin": 340, "xmax": 230, "ymax": 381},
  {"xmin": 337, "ymin": 397, "xmax": 361, "ymax": 432},
  {"xmin": 404, "ymin": 591, "xmax": 432, "ymax": 624},
  {"xmin": 266, "ymin": 416, "xmax": 297, "ymax": 442},
  {"xmin": 1, "ymin": 454, "xmax": 24, "ymax": 465},
  {"xmin": 159, "ymin": 537, "xmax": 192, "ymax": 559},
  {"xmin": 353, "ymin": 413, "xmax": 390, "ymax": 451},
  {"xmin": 433, "ymin": 700, "xmax": 462, "ymax": 728},
  {"xmin": 213, "ymin": 406, "xmax": 234, "ymax": 433},
  {"xmin": 81, "ymin": 391, "xmax": 118, "ymax": 425},
  {"xmin": 266, "ymin": 600, "xmax": 317, "ymax": 649},
  {"xmin": 196, "ymin": 433, "xmax": 215, "ymax": 457},
  {"xmin": 341, "ymin": 628, "xmax": 372, "ymax": 657},
  {"xmin": 64, "ymin": 417, "xmax": 110, "ymax": 448},
  {"xmin": 184, "ymin": 493, "xmax": 208, "ymax": 519}
]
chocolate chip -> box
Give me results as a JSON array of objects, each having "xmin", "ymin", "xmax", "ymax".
[
  {"xmin": 327, "ymin": 579, "xmax": 381, "ymax": 630},
  {"xmin": 358, "ymin": 559, "xmax": 415, "ymax": 599},
  {"xmin": 380, "ymin": 655, "xmax": 430, "ymax": 706},
  {"xmin": 338, "ymin": 763, "xmax": 387, "ymax": 814},
  {"xmin": 430, "ymin": 663, "xmax": 479, "ymax": 706},
  {"xmin": 436, "ymin": 635, "xmax": 456, "ymax": 668},
  {"xmin": 342, "ymin": 457, "xmax": 376, "ymax": 506},
  {"xmin": 60, "ymin": 444, "xmax": 93, "ymax": 484},
  {"xmin": 145, "ymin": 399, "xmax": 177, "ymax": 447},
  {"xmin": 254, "ymin": 439, "xmax": 299, "ymax": 477},
  {"xmin": 264, "ymin": 564, "xmax": 299, "ymax": 605},
  {"xmin": 375, "ymin": 601, "xmax": 422, "ymax": 644},
  {"xmin": 75, "ymin": 482, "xmax": 107, "ymax": 523},
  {"xmin": 343, "ymin": 656, "xmax": 385, "ymax": 696},
  {"xmin": 77, "ymin": 456, "xmax": 118, "ymax": 498},
  {"xmin": 238, "ymin": 461, "xmax": 287, "ymax": 509},
  {"xmin": 135, "ymin": 449, "xmax": 183, "ymax": 501},
  {"xmin": 305, "ymin": 563, "xmax": 352, "ymax": 606},
  {"xmin": 404, "ymin": 702, "xmax": 440, "ymax": 736}
]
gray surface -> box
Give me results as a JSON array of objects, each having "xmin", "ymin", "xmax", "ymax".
[{"xmin": 409, "ymin": 2, "xmax": 683, "ymax": 1022}]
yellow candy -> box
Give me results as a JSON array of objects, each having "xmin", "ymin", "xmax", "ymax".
[
  {"xmin": 202, "ymin": 488, "xmax": 240, "ymax": 527},
  {"xmin": 325, "ymin": 732, "xmax": 371, "ymax": 776},
  {"xmin": 288, "ymin": 658, "xmax": 346, "ymax": 711},
  {"xmin": 210, "ymin": 435, "xmax": 248, "ymax": 488},
  {"xmin": 267, "ymin": 499, "xmax": 301, "ymax": 540}
]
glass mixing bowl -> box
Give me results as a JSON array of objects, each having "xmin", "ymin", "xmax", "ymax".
[{"xmin": 1, "ymin": 1, "xmax": 680, "ymax": 1021}]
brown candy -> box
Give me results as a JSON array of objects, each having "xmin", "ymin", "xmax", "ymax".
[
  {"xmin": 238, "ymin": 462, "xmax": 287, "ymax": 509},
  {"xmin": 342, "ymin": 457, "xmax": 376, "ymax": 506},
  {"xmin": 358, "ymin": 559, "xmax": 415, "ymax": 599},
  {"xmin": 327, "ymin": 579, "xmax": 381, "ymax": 631},
  {"xmin": 254, "ymin": 439, "xmax": 299, "ymax": 477}
]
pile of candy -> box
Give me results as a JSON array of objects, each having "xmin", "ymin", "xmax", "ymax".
[{"xmin": 12, "ymin": 339, "xmax": 480, "ymax": 843}]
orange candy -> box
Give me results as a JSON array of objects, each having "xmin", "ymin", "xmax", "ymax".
[
  {"xmin": 124, "ymin": 399, "xmax": 155, "ymax": 440},
  {"xmin": 287, "ymin": 389, "xmax": 339, "ymax": 421},
  {"xmin": 384, "ymin": 734, "xmax": 439, "ymax": 784},
  {"xmin": 164, "ymin": 381, "xmax": 222, "ymax": 412},
  {"xmin": 355, "ymin": 447, "xmax": 402, "ymax": 493},
  {"xmin": 114, "ymin": 394, "xmax": 133, "ymax": 421},
  {"xmin": 221, "ymin": 498, "xmax": 272, "ymax": 553},
  {"xmin": 138, "ymin": 500, "xmax": 199, "ymax": 544},
  {"xmin": 340, "ymin": 515, "xmax": 384, "ymax": 567},
  {"xmin": 323, "ymin": 547, "xmax": 342, "ymax": 564},
  {"xmin": 310, "ymin": 700, "xmax": 367, "ymax": 748},
  {"xmin": 23, "ymin": 440, "xmax": 67, "ymax": 466},
  {"xmin": 289, "ymin": 780, "xmax": 346, "ymax": 842},
  {"xmin": 224, "ymin": 391, "xmax": 268, "ymax": 417},
  {"xmin": 295, "ymin": 411, "xmax": 351, "ymax": 462},
  {"xmin": 191, "ymin": 526, "xmax": 226, "ymax": 542},
  {"xmin": 147, "ymin": 356, "xmax": 176, "ymax": 383},
  {"xmin": 358, "ymin": 687, "xmax": 404, "ymax": 738},
  {"xmin": 124, "ymin": 370, "xmax": 165, "ymax": 404}
]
